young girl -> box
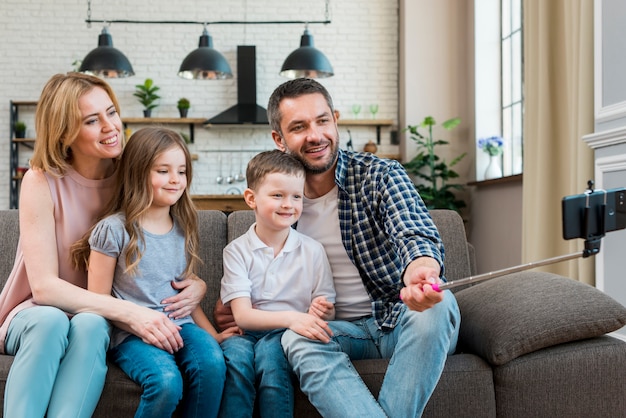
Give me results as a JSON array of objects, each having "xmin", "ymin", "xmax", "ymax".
[{"xmin": 72, "ymin": 126, "xmax": 238, "ymax": 418}]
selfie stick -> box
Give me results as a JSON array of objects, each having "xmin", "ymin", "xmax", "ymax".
[
  {"xmin": 433, "ymin": 182, "xmax": 607, "ymax": 292},
  {"xmin": 432, "ymin": 251, "xmax": 588, "ymax": 292}
]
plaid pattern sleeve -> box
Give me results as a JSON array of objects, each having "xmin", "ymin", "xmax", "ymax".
[{"xmin": 335, "ymin": 150, "xmax": 444, "ymax": 330}]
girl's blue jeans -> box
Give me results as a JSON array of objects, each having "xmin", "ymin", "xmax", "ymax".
[
  {"xmin": 4, "ymin": 306, "xmax": 111, "ymax": 418},
  {"xmin": 110, "ymin": 322, "xmax": 226, "ymax": 418},
  {"xmin": 219, "ymin": 329, "xmax": 294, "ymax": 418},
  {"xmin": 282, "ymin": 291, "xmax": 461, "ymax": 418}
]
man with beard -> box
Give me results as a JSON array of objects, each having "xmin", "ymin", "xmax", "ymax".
[{"xmin": 217, "ymin": 78, "xmax": 461, "ymax": 418}]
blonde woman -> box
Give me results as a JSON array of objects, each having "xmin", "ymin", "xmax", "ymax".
[{"xmin": 0, "ymin": 73, "xmax": 206, "ymax": 417}]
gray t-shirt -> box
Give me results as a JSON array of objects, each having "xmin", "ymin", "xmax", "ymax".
[{"xmin": 89, "ymin": 212, "xmax": 193, "ymax": 347}]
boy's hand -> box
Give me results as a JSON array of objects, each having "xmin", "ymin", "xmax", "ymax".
[
  {"xmin": 289, "ymin": 312, "xmax": 333, "ymax": 343},
  {"xmin": 215, "ymin": 325, "xmax": 243, "ymax": 343},
  {"xmin": 308, "ymin": 296, "xmax": 335, "ymax": 320}
]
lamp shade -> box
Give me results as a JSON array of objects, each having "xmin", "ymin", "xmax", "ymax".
[
  {"xmin": 280, "ymin": 28, "xmax": 334, "ymax": 79},
  {"xmin": 79, "ymin": 27, "xmax": 134, "ymax": 78},
  {"xmin": 178, "ymin": 29, "xmax": 233, "ymax": 80}
]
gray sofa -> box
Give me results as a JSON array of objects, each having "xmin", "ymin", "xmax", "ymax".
[{"xmin": 0, "ymin": 209, "xmax": 625, "ymax": 417}]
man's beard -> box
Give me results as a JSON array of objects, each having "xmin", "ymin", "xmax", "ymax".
[{"xmin": 286, "ymin": 142, "xmax": 339, "ymax": 175}]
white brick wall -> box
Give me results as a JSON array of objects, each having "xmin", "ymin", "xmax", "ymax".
[{"xmin": 0, "ymin": 0, "xmax": 399, "ymax": 208}]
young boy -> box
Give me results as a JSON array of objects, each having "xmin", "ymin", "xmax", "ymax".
[{"xmin": 219, "ymin": 150, "xmax": 335, "ymax": 418}]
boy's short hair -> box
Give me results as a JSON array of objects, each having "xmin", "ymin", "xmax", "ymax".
[{"xmin": 246, "ymin": 150, "xmax": 305, "ymax": 190}]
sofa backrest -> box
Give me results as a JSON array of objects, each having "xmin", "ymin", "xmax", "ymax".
[
  {"xmin": 225, "ymin": 208, "xmax": 473, "ymax": 283},
  {"xmin": 0, "ymin": 208, "xmax": 472, "ymax": 322},
  {"xmin": 0, "ymin": 210, "xmax": 19, "ymax": 287},
  {"xmin": 196, "ymin": 210, "xmax": 229, "ymax": 316}
]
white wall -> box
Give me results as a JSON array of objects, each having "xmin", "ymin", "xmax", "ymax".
[
  {"xmin": 0, "ymin": 0, "xmax": 400, "ymax": 209},
  {"xmin": 399, "ymin": 0, "xmax": 475, "ymax": 215}
]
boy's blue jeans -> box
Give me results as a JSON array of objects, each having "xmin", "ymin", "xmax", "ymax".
[
  {"xmin": 219, "ymin": 329, "xmax": 294, "ymax": 418},
  {"xmin": 110, "ymin": 322, "xmax": 226, "ymax": 418},
  {"xmin": 282, "ymin": 292, "xmax": 461, "ymax": 418}
]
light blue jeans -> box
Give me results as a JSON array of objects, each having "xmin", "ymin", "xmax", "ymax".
[
  {"xmin": 282, "ymin": 291, "xmax": 460, "ymax": 418},
  {"xmin": 219, "ymin": 329, "xmax": 294, "ymax": 418},
  {"xmin": 110, "ymin": 322, "xmax": 226, "ymax": 418},
  {"xmin": 4, "ymin": 306, "xmax": 111, "ymax": 418}
]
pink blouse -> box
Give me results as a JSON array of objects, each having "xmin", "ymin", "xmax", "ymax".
[{"xmin": 0, "ymin": 167, "xmax": 115, "ymax": 353}]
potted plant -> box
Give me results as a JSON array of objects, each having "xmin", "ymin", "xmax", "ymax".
[
  {"xmin": 133, "ymin": 78, "xmax": 160, "ymax": 117},
  {"xmin": 14, "ymin": 121, "xmax": 26, "ymax": 138},
  {"xmin": 177, "ymin": 98, "xmax": 190, "ymax": 118},
  {"xmin": 402, "ymin": 116, "xmax": 466, "ymax": 212}
]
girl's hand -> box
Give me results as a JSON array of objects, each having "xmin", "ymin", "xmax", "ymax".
[{"xmin": 162, "ymin": 275, "xmax": 207, "ymax": 319}]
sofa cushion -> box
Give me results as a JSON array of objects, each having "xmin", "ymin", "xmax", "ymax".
[{"xmin": 455, "ymin": 271, "xmax": 626, "ymax": 366}]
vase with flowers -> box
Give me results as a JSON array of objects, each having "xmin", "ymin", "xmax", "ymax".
[{"xmin": 478, "ymin": 136, "xmax": 504, "ymax": 179}]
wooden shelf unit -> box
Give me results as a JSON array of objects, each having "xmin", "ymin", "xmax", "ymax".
[
  {"xmin": 122, "ymin": 117, "xmax": 206, "ymax": 143},
  {"xmin": 9, "ymin": 100, "xmax": 38, "ymax": 209}
]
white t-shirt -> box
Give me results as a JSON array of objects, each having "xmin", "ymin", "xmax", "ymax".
[
  {"xmin": 297, "ymin": 186, "xmax": 372, "ymax": 320},
  {"xmin": 221, "ymin": 224, "xmax": 335, "ymax": 312}
]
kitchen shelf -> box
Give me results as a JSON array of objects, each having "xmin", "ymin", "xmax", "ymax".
[
  {"xmin": 204, "ymin": 118, "xmax": 395, "ymax": 144},
  {"xmin": 338, "ymin": 119, "xmax": 394, "ymax": 144},
  {"xmin": 9, "ymin": 100, "xmax": 38, "ymax": 209},
  {"xmin": 122, "ymin": 117, "xmax": 206, "ymax": 143}
]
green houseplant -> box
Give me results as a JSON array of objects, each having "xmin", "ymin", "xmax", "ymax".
[
  {"xmin": 134, "ymin": 78, "xmax": 160, "ymax": 117},
  {"xmin": 403, "ymin": 116, "xmax": 466, "ymax": 212},
  {"xmin": 177, "ymin": 97, "xmax": 190, "ymax": 118},
  {"xmin": 14, "ymin": 121, "xmax": 27, "ymax": 138}
]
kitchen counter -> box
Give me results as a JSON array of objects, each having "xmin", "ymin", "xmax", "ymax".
[{"xmin": 191, "ymin": 195, "xmax": 249, "ymax": 212}]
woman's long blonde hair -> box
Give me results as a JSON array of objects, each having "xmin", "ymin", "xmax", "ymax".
[
  {"xmin": 71, "ymin": 127, "xmax": 200, "ymax": 277},
  {"xmin": 32, "ymin": 72, "xmax": 122, "ymax": 175}
]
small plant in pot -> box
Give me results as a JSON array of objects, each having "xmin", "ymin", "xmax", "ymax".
[
  {"xmin": 14, "ymin": 121, "xmax": 27, "ymax": 138},
  {"xmin": 177, "ymin": 98, "xmax": 190, "ymax": 118},
  {"xmin": 134, "ymin": 78, "xmax": 160, "ymax": 117}
]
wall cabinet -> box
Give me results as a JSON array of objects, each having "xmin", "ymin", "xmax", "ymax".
[{"xmin": 9, "ymin": 100, "xmax": 37, "ymax": 209}]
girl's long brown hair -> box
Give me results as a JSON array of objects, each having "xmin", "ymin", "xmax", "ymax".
[{"xmin": 71, "ymin": 127, "xmax": 200, "ymax": 277}]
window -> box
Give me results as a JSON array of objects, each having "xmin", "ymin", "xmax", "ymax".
[
  {"xmin": 475, "ymin": 0, "xmax": 524, "ymax": 179},
  {"xmin": 501, "ymin": 0, "xmax": 523, "ymax": 175}
]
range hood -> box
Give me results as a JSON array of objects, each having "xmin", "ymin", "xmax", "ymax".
[{"xmin": 204, "ymin": 45, "xmax": 269, "ymax": 125}]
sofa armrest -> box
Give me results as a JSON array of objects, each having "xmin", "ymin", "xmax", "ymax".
[{"xmin": 454, "ymin": 271, "xmax": 626, "ymax": 366}]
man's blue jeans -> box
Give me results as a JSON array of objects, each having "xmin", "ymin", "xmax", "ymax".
[
  {"xmin": 110, "ymin": 323, "xmax": 226, "ymax": 418},
  {"xmin": 282, "ymin": 291, "xmax": 460, "ymax": 418},
  {"xmin": 219, "ymin": 329, "xmax": 294, "ymax": 418}
]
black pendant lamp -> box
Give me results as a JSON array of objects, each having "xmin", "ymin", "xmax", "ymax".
[
  {"xmin": 79, "ymin": 27, "xmax": 135, "ymax": 78},
  {"xmin": 178, "ymin": 27, "xmax": 233, "ymax": 80},
  {"xmin": 280, "ymin": 27, "xmax": 334, "ymax": 79}
]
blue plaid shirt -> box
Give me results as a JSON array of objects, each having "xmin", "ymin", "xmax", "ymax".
[{"xmin": 334, "ymin": 149, "xmax": 444, "ymax": 330}]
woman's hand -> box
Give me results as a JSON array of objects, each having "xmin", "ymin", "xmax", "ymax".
[
  {"xmin": 116, "ymin": 304, "xmax": 184, "ymax": 354},
  {"xmin": 162, "ymin": 275, "xmax": 207, "ymax": 319}
]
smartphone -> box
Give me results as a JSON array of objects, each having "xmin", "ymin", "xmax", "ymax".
[{"xmin": 562, "ymin": 187, "xmax": 626, "ymax": 240}]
